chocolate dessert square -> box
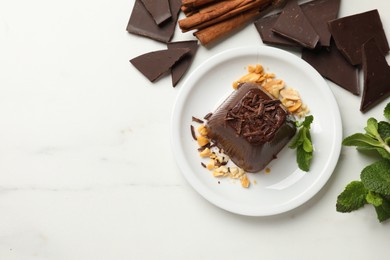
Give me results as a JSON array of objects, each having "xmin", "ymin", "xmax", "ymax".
[{"xmin": 206, "ymin": 83, "xmax": 296, "ymax": 172}]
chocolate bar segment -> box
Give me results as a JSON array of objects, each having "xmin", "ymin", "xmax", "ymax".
[
  {"xmin": 300, "ymin": 0, "xmax": 340, "ymax": 47},
  {"xmin": 302, "ymin": 40, "xmax": 359, "ymax": 95},
  {"xmin": 130, "ymin": 48, "xmax": 190, "ymax": 82},
  {"xmin": 254, "ymin": 13, "xmax": 300, "ymax": 47},
  {"xmin": 168, "ymin": 40, "xmax": 199, "ymax": 87},
  {"xmin": 126, "ymin": 0, "xmax": 181, "ymax": 43},
  {"xmin": 255, "ymin": 0, "xmax": 340, "ymax": 48},
  {"xmin": 206, "ymin": 83, "xmax": 296, "ymax": 172},
  {"xmin": 328, "ymin": 9, "xmax": 389, "ymax": 66},
  {"xmin": 360, "ymin": 38, "xmax": 390, "ymax": 112},
  {"xmin": 139, "ymin": 0, "xmax": 172, "ymax": 25},
  {"xmin": 272, "ymin": 0, "xmax": 319, "ymax": 49}
]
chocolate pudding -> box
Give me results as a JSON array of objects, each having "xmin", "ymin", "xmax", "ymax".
[{"xmin": 206, "ymin": 82, "xmax": 296, "ymax": 172}]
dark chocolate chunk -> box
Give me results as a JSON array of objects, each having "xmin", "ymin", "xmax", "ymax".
[
  {"xmin": 300, "ymin": 0, "xmax": 340, "ymax": 47},
  {"xmin": 168, "ymin": 40, "xmax": 199, "ymax": 87},
  {"xmin": 254, "ymin": 14, "xmax": 301, "ymax": 47},
  {"xmin": 272, "ymin": 0, "xmax": 319, "ymax": 49},
  {"xmin": 255, "ymin": 0, "xmax": 340, "ymax": 48},
  {"xmin": 302, "ymin": 40, "xmax": 359, "ymax": 95},
  {"xmin": 206, "ymin": 83, "xmax": 296, "ymax": 172},
  {"xmin": 360, "ymin": 38, "xmax": 390, "ymax": 112},
  {"xmin": 126, "ymin": 0, "xmax": 181, "ymax": 43},
  {"xmin": 328, "ymin": 10, "xmax": 389, "ymax": 66},
  {"xmin": 139, "ymin": 0, "xmax": 172, "ymax": 25},
  {"xmin": 130, "ymin": 48, "xmax": 190, "ymax": 82}
]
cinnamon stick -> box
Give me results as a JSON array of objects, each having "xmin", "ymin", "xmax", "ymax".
[
  {"xmin": 179, "ymin": 0, "xmax": 247, "ymax": 32},
  {"xmin": 191, "ymin": 0, "xmax": 272, "ymax": 32},
  {"xmin": 193, "ymin": 0, "xmax": 287, "ymax": 45},
  {"xmin": 182, "ymin": 0, "xmax": 221, "ymax": 8},
  {"xmin": 194, "ymin": 9, "xmax": 259, "ymax": 45},
  {"xmin": 182, "ymin": 0, "xmax": 222, "ymax": 17}
]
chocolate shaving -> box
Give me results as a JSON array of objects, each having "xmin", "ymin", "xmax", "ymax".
[
  {"xmin": 192, "ymin": 116, "xmax": 204, "ymax": 123},
  {"xmin": 225, "ymin": 89, "xmax": 285, "ymax": 144},
  {"xmin": 201, "ymin": 162, "xmax": 207, "ymax": 168},
  {"xmin": 204, "ymin": 112, "xmax": 213, "ymax": 120},
  {"xmin": 190, "ymin": 125, "xmax": 197, "ymax": 141}
]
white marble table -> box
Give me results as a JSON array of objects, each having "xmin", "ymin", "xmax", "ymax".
[{"xmin": 0, "ymin": 0, "xmax": 389, "ymax": 259}]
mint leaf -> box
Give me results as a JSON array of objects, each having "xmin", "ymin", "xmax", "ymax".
[
  {"xmin": 366, "ymin": 191, "xmax": 383, "ymax": 207},
  {"xmin": 297, "ymin": 145, "xmax": 312, "ymax": 172},
  {"xmin": 336, "ymin": 181, "xmax": 368, "ymax": 212},
  {"xmin": 290, "ymin": 115, "xmax": 314, "ymax": 172},
  {"xmin": 378, "ymin": 121, "xmax": 390, "ymax": 141},
  {"xmin": 384, "ymin": 103, "xmax": 390, "ymax": 120},
  {"xmin": 376, "ymin": 148, "xmax": 390, "ymax": 160},
  {"xmin": 289, "ymin": 130, "xmax": 303, "ymax": 149},
  {"xmin": 337, "ymin": 102, "xmax": 390, "ymax": 222},
  {"xmin": 374, "ymin": 198, "xmax": 390, "ymax": 222},
  {"xmin": 361, "ymin": 159, "xmax": 390, "ymax": 195},
  {"xmin": 300, "ymin": 115, "xmax": 313, "ymax": 129},
  {"xmin": 342, "ymin": 133, "xmax": 382, "ymax": 148},
  {"xmin": 364, "ymin": 118, "xmax": 379, "ymax": 138},
  {"xmin": 301, "ymin": 128, "xmax": 312, "ymax": 153}
]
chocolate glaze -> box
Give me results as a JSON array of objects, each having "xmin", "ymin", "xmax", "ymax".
[{"xmin": 206, "ymin": 83, "xmax": 296, "ymax": 173}]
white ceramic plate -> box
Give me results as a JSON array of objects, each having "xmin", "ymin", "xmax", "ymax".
[{"xmin": 171, "ymin": 46, "xmax": 342, "ymax": 216}]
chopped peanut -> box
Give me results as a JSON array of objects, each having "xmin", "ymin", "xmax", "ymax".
[
  {"xmin": 197, "ymin": 135, "xmax": 209, "ymax": 147},
  {"xmin": 197, "ymin": 124, "xmax": 208, "ymax": 136},
  {"xmin": 280, "ymin": 88, "xmax": 300, "ymax": 100},
  {"xmin": 199, "ymin": 147, "xmax": 212, "ymax": 157},
  {"xmin": 240, "ymin": 174, "xmax": 250, "ymax": 188},
  {"xmin": 286, "ymin": 100, "xmax": 302, "ymax": 112}
]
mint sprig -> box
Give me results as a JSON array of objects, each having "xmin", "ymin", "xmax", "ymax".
[
  {"xmin": 336, "ymin": 102, "xmax": 390, "ymax": 223},
  {"xmin": 289, "ymin": 115, "xmax": 314, "ymax": 172}
]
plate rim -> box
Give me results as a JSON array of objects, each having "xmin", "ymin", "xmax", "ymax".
[{"xmin": 171, "ymin": 45, "xmax": 342, "ymax": 216}]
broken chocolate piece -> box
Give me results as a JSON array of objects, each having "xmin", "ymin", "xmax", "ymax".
[
  {"xmin": 255, "ymin": 0, "xmax": 340, "ymax": 48},
  {"xmin": 300, "ymin": 0, "xmax": 340, "ymax": 47},
  {"xmin": 254, "ymin": 13, "xmax": 301, "ymax": 47},
  {"xmin": 328, "ymin": 9, "xmax": 389, "ymax": 66},
  {"xmin": 168, "ymin": 40, "xmax": 199, "ymax": 87},
  {"xmin": 206, "ymin": 82, "xmax": 296, "ymax": 172},
  {"xmin": 139, "ymin": 0, "xmax": 172, "ymax": 25},
  {"xmin": 360, "ymin": 38, "xmax": 390, "ymax": 112},
  {"xmin": 272, "ymin": 0, "xmax": 319, "ymax": 49},
  {"xmin": 302, "ymin": 40, "xmax": 359, "ymax": 95},
  {"xmin": 126, "ymin": 0, "xmax": 181, "ymax": 43},
  {"xmin": 130, "ymin": 48, "xmax": 190, "ymax": 82}
]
